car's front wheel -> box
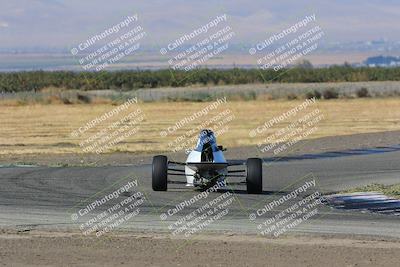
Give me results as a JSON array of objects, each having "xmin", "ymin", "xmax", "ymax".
[
  {"xmin": 152, "ymin": 155, "xmax": 168, "ymax": 191},
  {"xmin": 246, "ymin": 158, "xmax": 262, "ymax": 194}
]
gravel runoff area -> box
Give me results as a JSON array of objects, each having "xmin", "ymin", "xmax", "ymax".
[{"xmin": 1, "ymin": 230, "xmax": 400, "ymax": 267}]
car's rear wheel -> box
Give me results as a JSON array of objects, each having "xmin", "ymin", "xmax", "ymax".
[
  {"xmin": 246, "ymin": 158, "xmax": 262, "ymax": 194},
  {"xmin": 152, "ymin": 155, "xmax": 168, "ymax": 191}
]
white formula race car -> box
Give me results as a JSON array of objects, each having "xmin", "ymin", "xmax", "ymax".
[{"xmin": 152, "ymin": 129, "xmax": 262, "ymax": 194}]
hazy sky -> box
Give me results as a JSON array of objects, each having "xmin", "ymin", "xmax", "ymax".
[{"xmin": 0, "ymin": 0, "xmax": 399, "ymax": 49}]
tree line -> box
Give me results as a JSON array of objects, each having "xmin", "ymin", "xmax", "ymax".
[{"xmin": 1, "ymin": 66, "xmax": 400, "ymax": 92}]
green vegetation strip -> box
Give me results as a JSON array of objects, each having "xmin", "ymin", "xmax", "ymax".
[
  {"xmin": 341, "ymin": 183, "xmax": 400, "ymax": 199},
  {"xmin": 2, "ymin": 66, "xmax": 400, "ymax": 92}
]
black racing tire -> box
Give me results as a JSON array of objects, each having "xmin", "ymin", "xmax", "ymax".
[
  {"xmin": 152, "ymin": 155, "xmax": 168, "ymax": 191},
  {"xmin": 246, "ymin": 158, "xmax": 262, "ymax": 194}
]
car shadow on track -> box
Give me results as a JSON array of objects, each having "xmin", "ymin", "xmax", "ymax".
[{"xmin": 217, "ymin": 188, "xmax": 310, "ymax": 196}]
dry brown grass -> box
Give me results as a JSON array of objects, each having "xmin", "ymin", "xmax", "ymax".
[{"xmin": 1, "ymin": 98, "xmax": 399, "ymax": 154}]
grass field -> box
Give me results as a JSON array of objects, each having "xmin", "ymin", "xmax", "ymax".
[{"xmin": 1, "ymin": 98, "xmax": 400, "ymax": 154}]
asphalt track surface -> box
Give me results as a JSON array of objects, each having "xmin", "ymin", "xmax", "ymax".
[{"xmin": 1, "ymin": 141, "xmax": 400, "ymax": 238}]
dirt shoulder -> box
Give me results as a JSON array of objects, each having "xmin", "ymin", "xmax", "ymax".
[{"xmin": 1, "ymin": 230, "xmax": 400, "ymax": 267}]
